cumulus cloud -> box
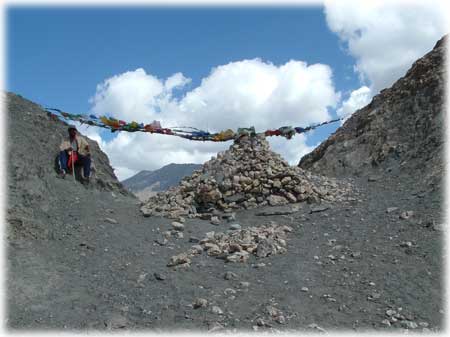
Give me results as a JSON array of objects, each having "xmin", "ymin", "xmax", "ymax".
[
  {"xmin": 179, "ymin": 59, "xmax": 339, "ymax": 130},
  {"xmin": 337, "ymin": 85, "xmax": 372, "ymax": 120},
  {"xmin": 324, "ymin": 0, "xmax": 448, "ymax": 93},
  {"xmin": 325, "ymin": 0, "xmax": 448, "ymax": 119},
  {"xmin": 86, "ymin": 59, "xmax": 339, "ymax": 180}
]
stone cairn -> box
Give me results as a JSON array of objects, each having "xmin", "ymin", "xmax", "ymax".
[
  {"xmin": 141, "ymin": 135, "xmax": 354, "ymax": 219},
  {"xmin": 167, "ymin": 222, "xmax": 294, "ymax": 269}
]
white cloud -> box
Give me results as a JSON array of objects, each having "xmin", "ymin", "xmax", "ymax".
[
  {"xmin": 268, "ymin": 134, "xmax": 315, "ymax": 165},
  {"xmin": 87, "ymin": 59, "xmax": 340, "ymax": 180},
  {"xmin": 179, "ymin": 59, "xmax": 339, "ymax": 131},
  {"xmin": 164, "ymin": 72, "xmax": 191, "ymax": 93},
  {"xmin": 89, "ymin": 68, "xmax": 167, "ymax": 122},
  {"xmin": 324, "ymin": 0, "xmax": 448, "ymax": 93},
  {"xmin": 101, "ymin": 132, "xmax": 228, "ymax": 181},
  {"xmin": 337, "ymin": 85, "xmax": 372, "ymax": 120}
]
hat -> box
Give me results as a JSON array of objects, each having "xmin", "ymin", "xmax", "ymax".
[{"xmin": 68, "ymin": 125, "xmax": 77, "ymax": 131}]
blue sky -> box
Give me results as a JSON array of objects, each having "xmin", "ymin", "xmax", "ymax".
[
  {"xmin": 7, "ymin": 7, "xmax": 356, "ymax": 142},
  {"xmin": 6, "ymin": 4, "xmax": 447, "ymax": 180}
]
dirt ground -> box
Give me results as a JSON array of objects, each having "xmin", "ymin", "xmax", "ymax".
[{"xmin": 6, "ymin": 170, "xmax": 443, "ymax": 332}]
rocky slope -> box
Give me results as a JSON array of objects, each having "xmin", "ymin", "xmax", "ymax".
[
  {"xmin": 5, "ymin": 92, "xmax": 128, "ymax": 240},
  {"xmin": 299, "ymin": 36, "xmax": 446, "ymax": 192}
]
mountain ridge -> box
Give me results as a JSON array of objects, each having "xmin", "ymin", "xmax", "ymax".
[
  {"xmin": 121, "ymin": 163, "xmax": 202, "ymax": 198},
  {"xmin": 298, "ymin": 36, "xmax": 446, "ymax": 192}
]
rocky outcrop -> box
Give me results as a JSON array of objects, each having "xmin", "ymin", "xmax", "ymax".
[
  {"xmin": 299, "ymin": 36, "xmax": 446, "ymax": 189},
  {"xmin": 141, "ymin": 135, "xmax": 355, "ymax": 219}
]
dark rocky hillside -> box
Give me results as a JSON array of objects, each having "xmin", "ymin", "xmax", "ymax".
[
  {"xmin": 299, "ymin": 36, "xmax": 446, "ymax": 193},
  {"xmin": 6, "ymin": 92, "xmax": 129, "ymax": 240}
]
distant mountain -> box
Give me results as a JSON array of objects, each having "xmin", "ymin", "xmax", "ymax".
[
  {"xmin": 121, "ymin": 170, "xmax": 154, "ymax": 191},
  {"xmin": 121, "ymin": 163, "xmax": 202, "ymax": 199}
]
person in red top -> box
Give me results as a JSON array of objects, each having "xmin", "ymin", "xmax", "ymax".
[{"xmin": 58, "ymin": 125, "xmax": 91, "ymax": 183}]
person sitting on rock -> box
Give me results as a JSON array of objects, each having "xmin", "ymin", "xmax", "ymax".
[{"xmin": 58, "ymin": 125, "xmax": 91, "ymax": 183}]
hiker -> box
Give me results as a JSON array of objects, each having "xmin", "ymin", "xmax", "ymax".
[{"xmin": 58, "ymin": 125, "xmax": 91, "ymax": 182}]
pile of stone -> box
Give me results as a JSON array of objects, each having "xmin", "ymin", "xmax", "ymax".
[
  {"xmin": 142, "ymin": 135, "xmax": 354, "ymax": 219},
  {"xmin": 167, "ymin": 222, "xmax": 293, "ymax": 268}
]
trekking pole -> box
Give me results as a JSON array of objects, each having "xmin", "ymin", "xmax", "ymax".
[{"xmin": 71, "ymin": 150, "xmax": 75, "ymax": 181}]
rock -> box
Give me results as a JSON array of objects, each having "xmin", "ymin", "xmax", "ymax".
[
  {"xmin": 310, "ymin": 205, "xmax": 329, "ymax": 213},
  {"xmin": 210, "ymin": 216, "xmax": 221, "ymax": 225},
  {"xmin": 432, "ymin": 223, "xmax": 444, "ymax": 231},
  {"xmin": 167, "ymin": 253, "xmax": 191, "ymax": 267},
  {"xmin": 386, "ymin": 207, "xmax": 399, "ymax": 213},
  {"xmin": 400, "ymin": 211, "xmax": 414, "ymax": 220},
  {"xmin": 171, "ymin": 221, "xmax": 185, "ymax": 231},
  {"xmin": 224, "ymin": 288, "xmax": 236, "ymax": 295},
  {"xmin": 173, "ymin": 231, "xmax": 184, "ymax": 239},
  {"xmin": 273, "ymin": 180, "xmax": 282, "ymax": 189},
  {"xmin": 104, "ymin": 217, "xmax": 118, "ymax": 224},
  {"xmin": 301, "ymin": 287, "xmax": 309, "ymax": 292},
  {"xmin": 351, "ymin": 251, "xmax": 361, "ymax": 258},
  {"xmin": 307, "ymin": 323, "xmax": 326, "ymax": 332},
  {"xmin": 256, "ymin": 318, "xmax": 266, "ymax": 327},
  {"xmin": 381, "ymin": 319, "xmax": 391, "ymax": 326},
  {"xmin": 229, "ymin": 243, "xmax": 242, "ymax": 253},
  {"xmin": 136, "ymin": 273, "xmax": 147, "ymax": 284},
  {"xmin": 230, "ymin": 223, "xmax": 242, "ymax": 230},
  {"xmin": 268, "ymin": 195, "xmax": 288, "ymax": 206},
  {"xmin": 285, "ymin": 192, "xmax": 297, "ymax": 203},
  {"xmin": 222, "ymin": 212, "xmax": 236, "ymax": 221},
  {"xmin": 307, "ymin": 195, "xmax": 321, "ymax": 204},
  {"xmin": 190, "ymin": 245, "xmax": 203, "ymax": 254},
  {"xmin": 155, "ymin": 236, "xmax": 168, "ymax": 246},
  {"xmin": 206, "ymin": 244, "xmax": 222, "ymax": 256},
  {"xmin": 401, "ymin": 321, "xmax": 418, "ymax": 329},
  {"xmin": 224, "ymin": 271, "xmax": 238, "ymax": 280},
  {"xmin": 275, "ymin": 315, "xmax": 286, "ymax": 324},
  {"xmin": 386, "ymin": 309, "xmax": 396, "ymax": 317},
  {"xmin": 368, "ymin": 292, "xmax": 381, "ymax": 300},
  {"xmin": 211, "ymin": 306, "xmax": 224, "ymax": 315},
  {"xmin": 154, "ymin": 272, "xmax": 166, "ymax": 281},
  {"xmin": 256, "ymin": 239, "xmax": 275, "ymax": 257},
  {"xmin": 107, "ymin": 314, "xmax": 127, "ymax": 329},
  {"xmin": 239, "ymin": 281, "xmax": 250, "ymax": 288},
  {"xmin": 199, "ymin": 213, "xmax": 213, "ymax": 220},
  {"xmin": 265, "ymin": 305, "xmax": 280, "ymax": 317},
  {"xmin": 189, "ymin": 236, "xmax": 200, "ymax": 243},
  {"xmin": 207, "ymin": 322, "xmax": 224, "ymax": 332},
  {"xmin": 281, "ymin": 176, "xmax": 292, "ymax": 184},
  {"xmin": 226, "ymin": 251, "xmax": 249, "ymax": 263},
  {"xmin": 223, "ymin": 193, "xmax": 246, "ymax": 204},
  {"xmin": 193, "ymin": 298, "xmax": 208, "ymax": 309}
]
